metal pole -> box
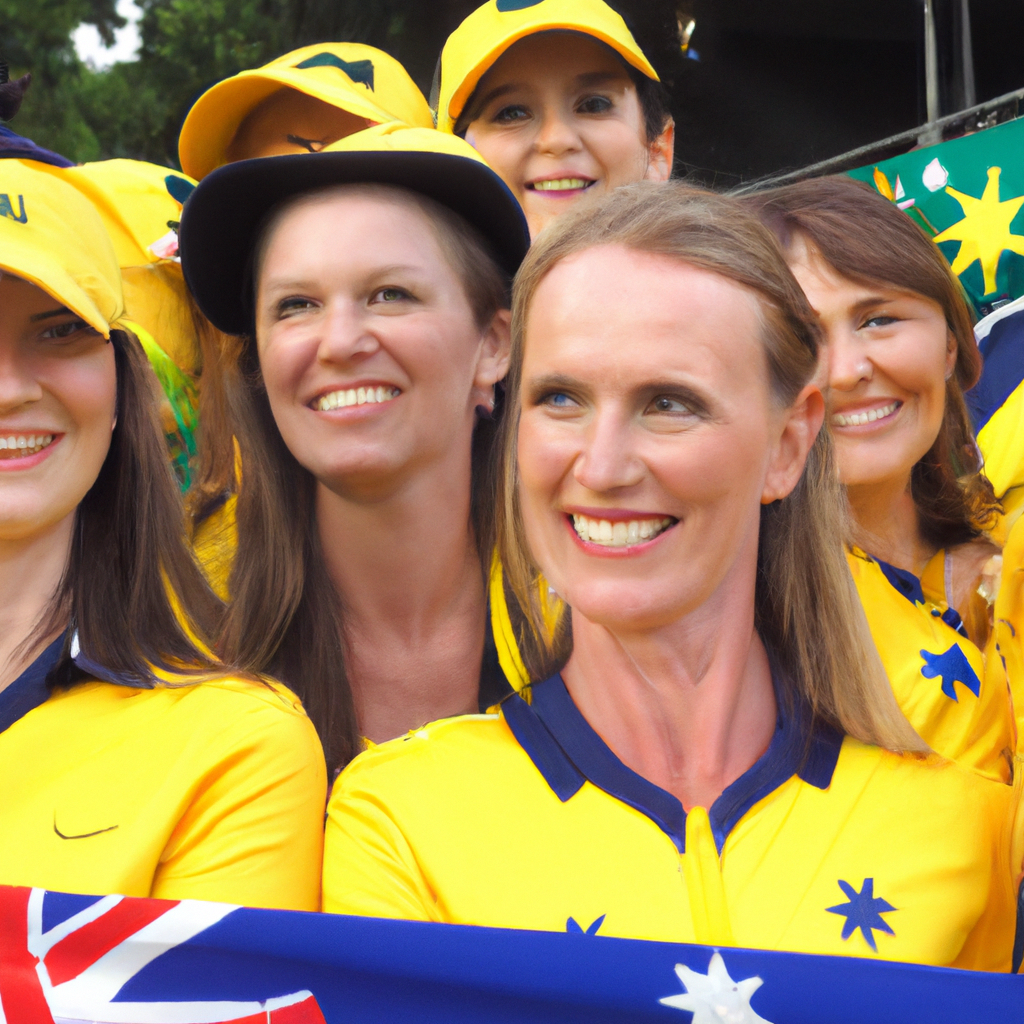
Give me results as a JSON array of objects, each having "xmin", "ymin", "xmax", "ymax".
[
  {"xmin": 961, "ymin": 0, "xmax": 976, "ymax": 109},
  {"xmin": 920, "ymin": 0, "xmax": 941, "ymax": 142}
]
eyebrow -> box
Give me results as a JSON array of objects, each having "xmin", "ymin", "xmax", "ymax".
[{"xmin": 29, "ymin": 307, "xmax": 74, "ymax": 323}]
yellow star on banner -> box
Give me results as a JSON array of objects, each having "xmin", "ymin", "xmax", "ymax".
[{"xmin": 933, "ymin": 166, "xmax": 1024, "ymax": 296}]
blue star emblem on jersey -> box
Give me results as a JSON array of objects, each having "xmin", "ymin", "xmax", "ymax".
[
  {"xmin": 295, "ymin": 53, "xmax": 374, "ymax": 90},
  {"xmin": 827, "ymin": 878, "xmax": 896, "ymax": 952},
  {"xmin": 566, "ymin": 914, "xmax": 604, "ymax": 935},
  {"xmin": 920, "ymin": 644, "xmax": 982, "ymax": 701}
]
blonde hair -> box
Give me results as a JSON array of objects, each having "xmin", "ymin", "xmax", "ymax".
[{"xmin": 497, "ymin": 181, "xmax": 926, "ymax": 754}]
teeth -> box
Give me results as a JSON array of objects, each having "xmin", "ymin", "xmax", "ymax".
[
  {"xmin": 571, "ymin": 514, "xmax": 674, "ymax": 547},
  {"xmin": 315, "ymin": 386, "xmax": 400, "ymax": 411},
  {"xmin": 531, "ymin": 178, "xmax": 591, "ymax": 192},
  {"xmin": 0, "ymin": 433, "xmax": 54, "ymax": 457},
  {"xmin": 831, "ymin": 401, "xmax": 899, "ymax": 428}
]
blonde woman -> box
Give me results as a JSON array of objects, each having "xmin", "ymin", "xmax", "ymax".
[{"xmin": 323, "ymin": 183, "xmax": 1014, "ymax": 970}]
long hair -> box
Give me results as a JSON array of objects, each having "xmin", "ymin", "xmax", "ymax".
[
  {"xmin": 744, "ymin": 175, "xmax": 999, "ymax": 548},
  {"xmin": 29, "ymin": 328, "xmax": 223, "ymax": 687},
  {"xmin": 217, "ymin": 184, "xmax": 510, "ymax": 772},
  {"xmin": 497, "ymin": 181, "xmax": 925, "ymax": 754}
]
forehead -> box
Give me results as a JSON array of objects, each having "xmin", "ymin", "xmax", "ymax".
[
  {"xmin": 481, "ymin": 31, "xmax": 632, "ymax": 90},
  {"xmin": 0, "ymin": 274, "xmax": 65, "ymax": 316},
  {"xmin": 523, "ymin": 245, "xmax": 767, "ymax": 388}
]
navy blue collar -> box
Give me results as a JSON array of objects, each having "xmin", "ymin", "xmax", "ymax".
[
  {"xmin": 0, "ymin": 634, "xmax": 65, "ymax": 735},
  {"xmin": 503, "ymin": 674, "xmax": 843, "ymax": 854}
]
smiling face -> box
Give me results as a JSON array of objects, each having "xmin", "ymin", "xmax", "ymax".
[
  {"xmin": 517, "ymin": 245, "xmax": 818, "ymax": 632},
  {"xmin": 462, "ymin": 32, "xmax": 672, "ymax": 239},
  {"xmin": 226, "ymin": 87, "xmax": 373, "ymax": 161},
  {"xmin": 0, "ymin": 275, "xmax": 117, "ymax": 544},
  {"xmin": 255, "ymin": 187, "xmax": 510, "ymax": 501},
  {"xmin": 787, "ymin": 237, "xmax": 955, "ymax": 493}
]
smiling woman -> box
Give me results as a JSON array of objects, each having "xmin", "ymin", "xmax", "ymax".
[
  {"xmin": 747, "ymin": 176, "xmax": 1020, "ymax": 784},
  {"xmin": 437, "ymin": 0, "xmax": 673, "ymax": 239},
  {"xmin": 323, "ymin": 182, "xmax": 1015, "ymax": 971},
  {"xmin": 0, "ymin": 160, "xmax": 326, "ymax": 908}
]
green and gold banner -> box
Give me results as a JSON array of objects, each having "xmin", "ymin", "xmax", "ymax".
[{"xmin": 848, "ymin": 116, "xmax": 1024, "ymax": 316}]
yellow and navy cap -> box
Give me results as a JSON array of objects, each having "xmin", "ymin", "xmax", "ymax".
[
  {"xmin": 437, "ymin": 0, "xmax": 659, "ymax": 134},
  {"xmin": 0, "ymin": 160, "xmax": 122, "ymax": 337},
  {"xmin": 179, "ymin": 122, "xmax": 530, "ymax": 336},
  {"xmin": 179, "ymin": 42, "xmax": 434, "ymax": 180}
]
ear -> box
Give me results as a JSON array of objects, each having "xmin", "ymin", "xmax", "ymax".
[
  {"xmin": 644, "ymin": 119, "xmax": 674, "ymax": 183},
  {"xmin": 761, "ymin": 383, "xmax": 825, "ymax": 504},
  {"xmin": 945, "ymin": 328, "xmax": 958, "ymax": 381},
  {"xmin": 472, "ymin": 308, "xmax": 512, "ymax": 398}
]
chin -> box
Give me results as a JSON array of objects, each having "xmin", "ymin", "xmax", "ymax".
[{"xmin": 566, "ymin": 581, "xmax": 696, "ymax": 632}]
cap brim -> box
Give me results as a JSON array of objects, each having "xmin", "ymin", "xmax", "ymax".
[{"xmin": 179, "ymin": 149, "xmax": 529, "ymax": 337}]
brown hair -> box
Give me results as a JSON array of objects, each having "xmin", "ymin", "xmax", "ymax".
[
  {"xmin": 29, "ymin": 329, "xmax": 223, "ymax": 687},
  {"xmin": 498, "ymin": 180, "xmax": 925, "ymax": 753},
  {"xmin": 218, "ymin": 183, "xmax": 509, "ymax": 771},
  {"xmin": 744, "ymin": 175, "xmax": 999, "ymax": 548}
]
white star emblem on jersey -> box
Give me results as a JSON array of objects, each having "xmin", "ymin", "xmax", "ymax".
[{"xmin": 659, "ymin": 951, "xmax": 773, "ymax": 1023}]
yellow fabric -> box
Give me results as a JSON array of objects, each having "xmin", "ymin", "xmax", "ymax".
[
  {"xmin": 979, "ymin": 377, "xmax": 1024, "ymax": 503},
  {"xmin": 323, "ymin": 709, "xmax": 1015, "ymax": 969},
  {"xmin": 488, "ymin": 552, "xmax": 530, "ymax": 692},
  {"xmin": 193, "ymin": 490, "xmax": 238, "ymax": 602},
  {"xmin": 179, "ymin": 43, "xmax": 434, "ymax": 180},
  {"xmin": 437, "ymin": 0, "xmax": 659, "ymax": 133},
  {"xmin": 0, "ymin": 674, "xmax": 326, "ymax": 910},
  {"xmin": 847, "ymin": 547, "xmax": 1015, "ymax": 781},
  {"xmin": 0, "ymin": 160, "xmax": 123, "ymax": 336}
]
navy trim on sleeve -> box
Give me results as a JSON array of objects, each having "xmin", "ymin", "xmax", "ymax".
[
  {"xmin": 0, "ymin": 634, "xmax": 65, "ymax": 735},
  {"xmin": 967, "ymin": 305, "xmax": 1024, "ymax": 434}
]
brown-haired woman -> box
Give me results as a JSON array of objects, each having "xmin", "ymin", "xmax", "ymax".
[
  {"xmin": 322, "ymin": 181, "xmax": 1014, "ymax": 969},
  {"xmin": 178, "ymin": 125, "xmax": 531, "ymax": 773},
  {"xmin": 746, "ymin": 175, "xmax": 1020, "ymax": 784},
  {"xmin": 0, "ymin": 159, "xmax": 325, "ymax": 908}
]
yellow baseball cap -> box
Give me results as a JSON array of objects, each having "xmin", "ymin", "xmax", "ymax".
[
  {"xmin": 179, "ymin": 43, "xmax": 434, "ymax": 180},
  {"xmin": 437, "ymin": 0, "xmax": 659, "ymax": 134},
  {"xmin": 179, "ymin": 122, "xmax": 530, "ymax": 336},
  {"xmin": 0, "ymin": 159, "xmax": 122, "ymax": 337}
]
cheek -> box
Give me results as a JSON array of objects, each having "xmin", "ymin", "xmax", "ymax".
[
  {"xmin": 465, "ymin": 129, "xmax": 528, "ymax": 193},
  {"xmin": 586, "ymin": 125, "xmax": 649, "ymax": 183},
  {"xmin": 60, "ymin": 346, "xmax": 118, "ymax": 435}
]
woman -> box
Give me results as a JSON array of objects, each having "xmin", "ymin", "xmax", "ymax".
[
  {"xmin": 747, "ymin": 176, "xmax": 1019, "ymax": 784},
  {"xmin": 178, "ymin": 42, "xmax": 433, "ymax": 180},
  {"xmin": 0, "ymin": 160, "xmax": 325, "ymax": 908},
  {"xmin": 178, "ymin": 124, "xmax": 531, "ymax": 771},
  {"xmin": 437, "ymin": 0, "xmax": 674, "ymax": 238},
  {"xmin": 322, "ymin": 183, "xmax": 1014, "ymax": 970}
]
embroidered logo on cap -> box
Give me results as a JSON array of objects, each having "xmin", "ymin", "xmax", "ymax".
[
  {"xmin": 295, "ymin": 53, "xmax": 375, "ymax": 91},
  {"xmin": 496, "ymin": 0, "xmax": 546, "ymax": 10},
  {"xmin": 0, "ymin": 192, "xmax": 26, "ymax": 222}
]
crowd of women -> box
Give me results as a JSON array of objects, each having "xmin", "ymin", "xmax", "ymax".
[{"xmin": 2, "ymin": 0, "xmax": 1023, "ymax": 974}]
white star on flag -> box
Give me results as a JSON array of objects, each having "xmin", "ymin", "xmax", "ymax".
[{"xmin": 659, "ymin": 951, "xmax": 774, "ymax": 1024}]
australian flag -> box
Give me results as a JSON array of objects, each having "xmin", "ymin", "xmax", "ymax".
[{"xmin": 0, "ymin": 885, "xmax": 1021, "ymax": 1024}]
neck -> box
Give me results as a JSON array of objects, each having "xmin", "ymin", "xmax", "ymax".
[
  {"xmin": 316, "ymin": 455, "xmax": 487, "ymax": 743},
  {"xmin": 561, "ymin": 549, "xmax": 777, "ymax": 812},
  {"xmin": 0, "ymin": 515, "xmax": 74, "ymax": 692},
  {"xmin": 846, "ymin": 472, "xmax": 933, "ymax": 573}
]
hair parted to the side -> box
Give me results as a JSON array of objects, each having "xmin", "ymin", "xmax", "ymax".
[
  {"xmin": 30, "ymin": 328, "xmax": 223, "ymax": 688},
  {"xmin": 743, "ymin": 175, "xmax": 999, "ymax": 549},
  {"xmin": 218, "ymin": 182, "xmax": 510, "ymax": 773},
  {"xmin": 497, "ymin": 180, "xmax": 926, "ymax": 754}
]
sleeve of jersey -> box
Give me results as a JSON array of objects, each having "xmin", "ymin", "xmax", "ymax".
[
  {"xmin": 322, "ymin": 758, "xmax": 440, "ymax": 922},
  {"xmin": 151, "ymin": 687, "xmax": 327, "ymax": 911}
]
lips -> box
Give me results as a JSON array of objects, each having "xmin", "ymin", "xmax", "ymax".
[
  {"xmin": 526, "ymin": 177, "xmax": 595, "ymax": 193},
  {"xmin": 312, "ymin": 386, "xmax": 400, "ymax": 411},
  {"xmin": 831, "ymin": 400, "xmax": 901, "ymax": 428},
  {"xmin": 570, "ymin": 512, "xmax": 676, "ymax": 548}
]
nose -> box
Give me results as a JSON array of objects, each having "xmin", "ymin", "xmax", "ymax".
[
  {"xmin": 315, "ymin": 300, "xmax": 381, "ymax": 367},
  {"xmin": 534, "ymin": 107, "xmax": 582, "ymax": 159},
  {"xmin": 0, "ymin": 342, "xmax": 43, "ymax": 413},
  {"xmin": 828, "ymin": 330, "xmax": 873, "ymax": 392},
  {"xmin": 573, "ymin": 405, "xmax": 645, "ymax": 494}
]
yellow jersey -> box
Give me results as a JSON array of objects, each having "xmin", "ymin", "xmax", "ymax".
[
  {"xmin": 0, "ymin": 636, "xmax": 326, "ymax": 910},
  {"xmin": 847, "ymin": 547, "xmax": 1016, "ymax": 781},
  {"xmin": 323, "ymin": 675, "xmax": 1015, "ymax": 971}
]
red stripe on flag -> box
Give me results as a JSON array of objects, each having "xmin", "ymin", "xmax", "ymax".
[
  {"xmin": 0, "ymin": 886, "xmax": 56, "ymax": 1024},
  {"xmin": 43, "ymin": 896, "xmax": 178, "ymax": 987}
]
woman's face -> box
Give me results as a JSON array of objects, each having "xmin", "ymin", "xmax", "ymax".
[
  {"xmin": 255, "ymin": 189, "xmax": 510, "ymax": 501},
  {"xmin": 787, "ymin": 237, "xmax": 955, "ymax": 491},
  {"xmin": 463, "ymin": 33, "xmax": 673, "ymax": 239},
  {"xmin": 517, "ymin": 245, "xmax": 821, "ymax": 632},
  {"xmin": 0, "ymin": 276, "xmax": 117, "ymax": 543}
]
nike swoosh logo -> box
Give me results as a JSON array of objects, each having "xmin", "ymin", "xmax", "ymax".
[{"xmin": 53, "ymin": 815, "xmax": 119, "ymax": 840}]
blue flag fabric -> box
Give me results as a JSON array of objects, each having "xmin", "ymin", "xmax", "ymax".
[{"xmin": 1, "ymin": 885, "xmax": 1021, "ymax": 1024}]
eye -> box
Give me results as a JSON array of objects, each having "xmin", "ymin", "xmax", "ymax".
[
  {"xmin": 540, "ymin": 391, "xmax": 579, "ymax": 410},
  {"xmin": 40, "ymin": 318, "xmax": 91, "ymax": 340},
  {"xmin": 861, "ymin": 314, "xmax": 898, "ymax": 329},
  {"xmin": 370, "ymin": 287, "xmax": 413, "ymax": 304},
  {"xmin": 276, "ymin": 296, "xmax": 317, "ymax": 319},
  {"xmin": 576, "ymin": 94, "xmax": 613, "ymax": 115},
  {"xmin": 646, "ymin": 395, "xmax": 695, "ymax": 415},
  {"xmin": 493, "ymin": 103, "xmax": 531, "ymax": 125}
]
